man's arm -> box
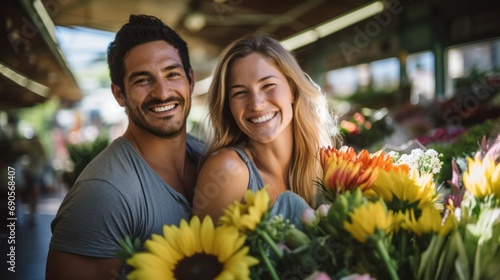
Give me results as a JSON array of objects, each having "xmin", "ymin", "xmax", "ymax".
[
  {"xmin": 46, "ymin": 250, "xmax": 122, "ymax": 280},
  {"xmin": 47, "ymin": 180, "xmax": 132, "ymax": 280}
]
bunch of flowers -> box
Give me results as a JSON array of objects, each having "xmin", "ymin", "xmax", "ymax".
[
  {"xmin": 388, "ymin": 148, "xmax": 443, "ymax": 175},
  {"xmin": 290, "ymin": 143, "xmax": 499, "ymax": 279},
  {"xmin": 118, "ymin": 139, "xmax": 500, "ymax": 280}
]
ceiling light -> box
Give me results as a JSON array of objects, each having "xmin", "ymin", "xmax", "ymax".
[
  {"xmin": 184, "ymin": 11, "xmax": 206, "ymax": 32},
  {"xmin": 315, "ymin": 1, "xmax": 384, "ymax": 37},
  {"xmin": 32, "ymin": 0, "xmax": 57, "ymax": 42},
  {"xmin": 0, "ymin": 62, "xmax": 50, "ymax": 97},
  {"xmin": 281, "ymin": 1, "xmax": 385, "ymax": 51},
  {"xmin": 281, "ymin": 30, "xmax": 319, "ymax": 51}
]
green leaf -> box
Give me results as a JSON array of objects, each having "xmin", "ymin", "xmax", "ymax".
[
  {"xmin": 115, "ymin": 236, "xmax": 143, "ymax": 262},
  {"xmin": 417, "ymin": 234, "xmax": 445, "ymax": 280},
  {"xmin": 435, "ymin": 232, "xmax": 458, "ymax": 279},
  {"xmin": 453, "ymin": 230, "xmax": 470, "ymax": 280}
]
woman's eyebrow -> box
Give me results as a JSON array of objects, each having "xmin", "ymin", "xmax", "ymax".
[{"xmin": 229, "ymin": 75, "xmax": 277, "ymax": 90}]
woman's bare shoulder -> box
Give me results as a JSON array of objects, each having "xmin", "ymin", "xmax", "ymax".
[
  {"xmin": 194, "ymin": 147, "xmax": 249, "ymax": 219},
  {"xmin": 202, "ymin": 147, "xmax": 247, "ymax": 172}
]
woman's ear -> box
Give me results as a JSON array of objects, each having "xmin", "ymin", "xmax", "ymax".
[{"xmin": 111, "ymin": 84, "xmax": 126, "ymax": 107}]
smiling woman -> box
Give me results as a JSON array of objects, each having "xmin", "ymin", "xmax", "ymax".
[{"xmin": 192, "ymin": 33, "xmax": 338, "ymax": 228}]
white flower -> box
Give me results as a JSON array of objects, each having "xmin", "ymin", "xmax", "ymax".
[
  {"xmin": 301, "ymin": 208, "xmax": 318, "ymax": 228},
  {"xmin": 316, "ymin": 204, "xmax": 331, "ymax": 218},
  {"xmin": 394, "ymin": 148, "xmax": 443, "ymax": 175}
]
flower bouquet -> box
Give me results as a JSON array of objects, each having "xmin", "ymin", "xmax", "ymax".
[{"xmin": 117, "ymin": 138, "xmax": 500, "ymax": 280}]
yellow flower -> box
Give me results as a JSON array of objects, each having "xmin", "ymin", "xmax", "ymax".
[
  {"xmin": 371, "ymin": 169, "xmax": 437, "ymax": 210},
  {"xmin": 344, "ymin": 201, "xmax": 394, "ymax": 243},
  {"xmin": 127, "ymin": 216, "xmax": 258, "ymax": 280},
  {"xmin": 463, "ymin": 157, "xmax": 500, "ymax": 199},
  {"xmin": 319, "ymin": 146, "xmax": 409, "ymax": 195},
  {"xmin": 219, "ymin": 187, "xmax": 270, "ymax": 233},
  {"xmin": 402, "ymin": 207, "xmax": 454, "ymax": 236}
]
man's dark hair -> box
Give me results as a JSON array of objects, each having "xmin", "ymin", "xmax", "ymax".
[{"xmin": 107, "ymin": 14, "xmax": 192, "ymax": 92}]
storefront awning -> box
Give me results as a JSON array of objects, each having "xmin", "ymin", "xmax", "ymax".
[{"xmin": 0, "ymin": 0, "xmax": 82, "ymax": 109}]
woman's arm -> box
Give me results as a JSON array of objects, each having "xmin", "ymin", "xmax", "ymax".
[{"xmin": 192, "ymin": 149, "xmax": 249, "ymax": 221}]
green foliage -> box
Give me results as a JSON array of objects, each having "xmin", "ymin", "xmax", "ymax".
[
  {"xmin": 426, "ymin": 195, "xmax": 500, "ymax": 280},
  {"xmin": 116, "ymin": 236, "xmax": 143, "ymax": 262},
  {"xmin": 63, "ymin": 135, "xmax": 109, "ymax": 187},
  {"xmin": 18, "ymin": 99, "xmax": 59, "ymax": 133},
  {"xmin": 247, "ymin": 213, "xmax": 293, "ymax": 280},
  {"xmin": 341, "ymin": 91, "xmax": 397, "ymax": 109},
  {"xmin": 18, "ymin": 99, "xmax": 60, "ymax": 155},
  {"xmin": 428, "ymin": 118, "xmax": 499, "ymax": 184}
]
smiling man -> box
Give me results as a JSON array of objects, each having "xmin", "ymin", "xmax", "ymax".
[{"xmin": 46, "ymin": 15, "xmax": 204, "ymax": 280}]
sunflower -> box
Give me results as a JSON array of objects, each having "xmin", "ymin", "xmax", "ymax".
[
  {"xmin": 127, "ymin": 216, "xmax": 258, "ymax": 280},
  {"xmin": 343, "ymin": 200, "xmax": 394, "ymax": 243},
  {"xmin": 319, "ymin": 146, "xmax": 409, "ymax": 195},
  {"xmin": 219, "ymin": 187, "xmax": 270, "ymax": 233},
  {"xmin": 370, "ymin": 168, "xmax": 437, "ymax": 211},
  {"xmin": 402, "ymin": 206, "xmax": 454, "ymax": 236},
  {"xmin": 462, "ymin": 157, "xmax": 500, "ymax": 199}
]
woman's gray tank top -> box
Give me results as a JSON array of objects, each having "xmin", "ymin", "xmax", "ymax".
[{"xmin": 228, "ymin": 145, "xmax": 311, "ymax": 229}]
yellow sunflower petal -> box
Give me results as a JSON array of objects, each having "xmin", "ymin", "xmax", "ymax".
[
  {"xmin": 143, "ymin": 236, "xmax": 179, "ymax": 264},
  {"xmin": 177, "ymin": 219, "xmax": 196, "ymax": 256},
  {"xmin": 214, "ymin": 226, "xmax": 240, "ymax": 262},
  {"xmin": 189, "ymin": 215, "xmax": 203, "ymax": 254},
  {"xmin": 222, "ymin": 247, "xmax": 258, "ymax": 278},
  {"xmin": 219, "ymin": 188, "xmax": 269, "ymax": 233},
  {"xmin": 200, "ymin": 216, "xmax": 215, "ymax": 253},
  {"xmin": 162, "ymin": 224, "xmax": 182, "ymax": 253},
  {"xmin": 127, "ymin": 268, "xmax": 174, "ymax": 280}
]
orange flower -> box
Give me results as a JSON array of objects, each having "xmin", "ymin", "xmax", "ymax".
[{"xmin": 319, "ymin": 146, "xmax": 409, "ymax": 195}]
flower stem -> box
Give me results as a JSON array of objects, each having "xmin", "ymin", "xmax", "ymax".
[
  {"xmin": 375, "ymin": 238, "xmax": 399, "ymax": 280},
  {"xmin": 318, "ymin": 224, "xmax": 329, "ymax": 236},
  {"xmin": 256, "ymin": 229, "xmax": 283, "ymax": 258},
  {"xmin": 400, "ymin": 230, "xmax": 408, "ymax": 263},
  {"xmin": 258, "ymin": 242, "xmax": 280, "ymax": 280}
]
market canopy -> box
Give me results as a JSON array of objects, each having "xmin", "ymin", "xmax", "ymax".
[
  {"xmin": 1, "ymin": 0, "xmax": 82, "ymax": 109},
  {"xmin": 1, "ymin": 0, "xmax": 381, "ymax": 108}
]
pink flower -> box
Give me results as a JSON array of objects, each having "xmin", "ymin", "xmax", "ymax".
[
  {"xmin": 305, "ymin": 271, "xmax": 331, "ymax": 280},
  {"xmin": 316, "ymin": 204, "xmax": 331, "ymax": 218},
  {"xmin": 340, "ymin": 273, "xmax": 375, "ymax": 280},
  {"xmin": 301, "ymin": 208, "xmax": 318, "ymax": 228}
]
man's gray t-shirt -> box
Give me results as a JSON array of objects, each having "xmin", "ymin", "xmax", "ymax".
[{"xmin": 50, "ymin": 134, "xmax": 204, "ymax": 258}]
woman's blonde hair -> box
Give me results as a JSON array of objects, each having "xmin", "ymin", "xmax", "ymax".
[{"xmin": 203, "ymin": 34, "xmax": 337, "ymax": 206}]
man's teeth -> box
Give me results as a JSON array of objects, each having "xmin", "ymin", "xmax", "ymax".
[
  {"xmin": 250, "ymin": 113, "xmax": 274, "ymax": 124},
  {"xmin": 152, "ymin": 104, "xmax": 175, "ymax": 112}
]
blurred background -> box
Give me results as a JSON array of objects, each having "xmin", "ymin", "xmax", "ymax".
[{"xmin": 1, "ymin": 0, "xmax": 500, "ymax": 278}]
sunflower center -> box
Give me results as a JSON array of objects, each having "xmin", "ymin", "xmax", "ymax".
[{"xmin": 173, "ymin": 253, "xmax": 223, "ymax": 280}]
